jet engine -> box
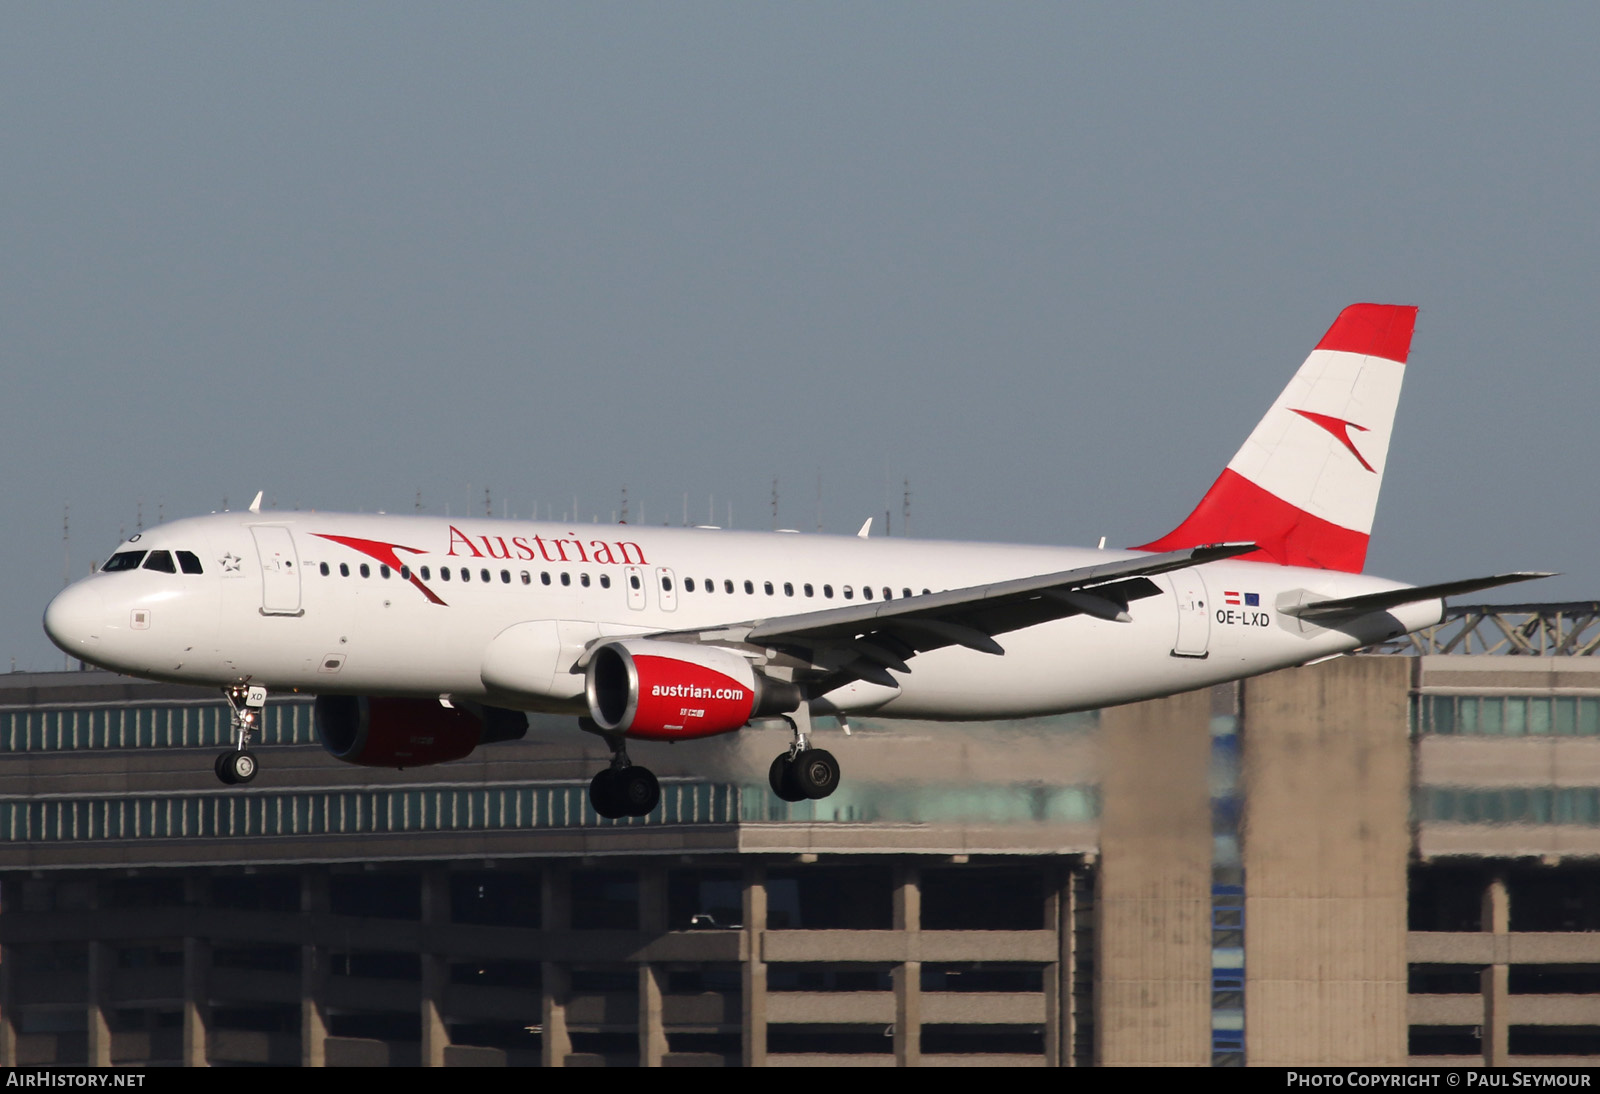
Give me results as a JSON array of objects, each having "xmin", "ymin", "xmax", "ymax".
[
  {"xmin": 313, "ymin": 695, "xmax": 528, "ymax": 768},
  {"xmin": 584, "ymin": 640, "xmax": 800, "ymax": 740}
]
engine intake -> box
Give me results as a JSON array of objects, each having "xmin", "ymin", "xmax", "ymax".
[
  {"xmin": 314, "ymin": 695, "xmax": 527, "ymax": 768},
  {"xmin": 585, "ymin": 640, "xmax": 800, "ymax": 741}
]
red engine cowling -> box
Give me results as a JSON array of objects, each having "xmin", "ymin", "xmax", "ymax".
[
  {"xmin": 585, "ymin": 640, "xmax": 800, "ymax": 741},
  {"xmin": 314, "ymin": 695, "xmax": 528, "ymax": 768}
]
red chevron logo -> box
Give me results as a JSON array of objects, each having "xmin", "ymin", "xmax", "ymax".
[{"xmin": 1290, "ymin": 409, "xmax": 1375, "ymax": 473}]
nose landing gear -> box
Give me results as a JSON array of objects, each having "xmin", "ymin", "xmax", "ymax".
[{"xmin": 216, "ymin": 683, "xmax": 264, "ymax": 785}]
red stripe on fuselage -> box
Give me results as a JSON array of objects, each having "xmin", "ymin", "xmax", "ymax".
[
  {"xmin": 1314, "ymin": 303, "xmax": 1418, "ymax": 364},
  {"xmin": 1133, "ymin": 468, "xmax": 1369, "ymax": 572}
]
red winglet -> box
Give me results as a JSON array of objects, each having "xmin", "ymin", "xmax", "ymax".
[{"xmin": 1314, "ymin": 303, "xmax": 1418, "ymax": 364}]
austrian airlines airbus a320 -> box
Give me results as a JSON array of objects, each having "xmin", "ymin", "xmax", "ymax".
[{"xmin": 43, "ymin": 304, "xmax": 1545, "ymax": 817}]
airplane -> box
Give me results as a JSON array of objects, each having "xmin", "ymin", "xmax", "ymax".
[{"xmin": 42, "ymin": 303, "xmax": 1547, "ymax": 818}]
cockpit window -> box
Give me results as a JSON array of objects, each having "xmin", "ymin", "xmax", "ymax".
[
  {"xmin": 142, "ymin": 551, "xmax": 177, "ymax": 573},
  {"xmin": 102, "ymin": 551, "xmax": 146, "ymax": 572},
  {"xmin": 176, "ymin": 551, "xmax": 203, "ymax": 574}
]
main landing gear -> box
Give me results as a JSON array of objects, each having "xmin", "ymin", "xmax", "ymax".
[
  {"xmin": 768, "ymin": 708, "xmax": 840, "ymax": 803},
  {"xmin": 583, "ymin": 724, "xmax": 661, "ymax": 820},
  {"xmin": 216, "ymin": 683, "xmax": 264, "ymax": 785}
]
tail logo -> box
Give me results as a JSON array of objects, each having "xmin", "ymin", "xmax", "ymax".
[{"xmin": 1290, "ymin": 409, "xmax": 1375, "ymax": 473}]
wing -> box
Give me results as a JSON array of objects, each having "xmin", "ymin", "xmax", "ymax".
[{"xmin": 613, "ymin": 543, "xmax": 1257, "ymax": 692}]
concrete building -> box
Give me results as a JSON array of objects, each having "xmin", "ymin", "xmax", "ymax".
[{"xmin": 1, "ymin": 602, "xmax": 1597, "ymax": 1066}]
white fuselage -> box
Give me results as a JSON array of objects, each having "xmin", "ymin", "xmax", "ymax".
[{"xmin": 43, "ymin": 511, "xmax": 1441, "ymax": 721}]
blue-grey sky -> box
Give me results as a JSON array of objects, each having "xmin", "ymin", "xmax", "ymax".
[{"xmin": 4, "ymin": 5, "xmax": 1597, "ymax": 670}]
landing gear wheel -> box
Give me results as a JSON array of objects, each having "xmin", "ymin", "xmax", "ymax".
[
  {"xmin": 589, "ymin": 769, "xmax": 623, "ymax": 819},
  {"xmin": 768, "ymin": 754, "xmax": 807, "ymax": 803},
  {"xmin": 231, "ymin": 751, "xmax": 258, "ymax": 784},
  {"xmin": 791, "ymin": 748, "xmax": 840, "ymax": 800},
  {"xmin": 215, "ymin": 751, "xmax": 237, "ymax": 785},
  {"xmin": 615, "ymin": 766, "xmax": 660, "ymax": 817}
]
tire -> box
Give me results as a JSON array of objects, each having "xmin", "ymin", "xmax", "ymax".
[
  {"xmin": 768, "ymin": 754, "xmax": 807, "ymax": 803},
  {"xmin": 791, "ymin": 748, "xmax": 840, "ymax": 800},
  {"xmin": 616, "ymin": 766, "xmax": 660, "ymax": 817},
  {"xmin": 589, "ymin": 769, "xmax": 623, "ymax": 819},
  {"xmin": 229, "ymin": 751, "xmax": 259, "ymax": 785},
  {"xmin": 215, "ymin": 751, "xmax": 237, "ymax": 786}
]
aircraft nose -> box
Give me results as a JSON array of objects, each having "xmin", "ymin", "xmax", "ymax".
[{"xmin": 43, "ymin": 583, "xmax": 105, "ymax": 656}]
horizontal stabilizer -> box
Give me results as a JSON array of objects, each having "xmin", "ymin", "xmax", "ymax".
[{"xmin": 1286, "ymin": 572, "xmax": 1556, "ymax": 621}]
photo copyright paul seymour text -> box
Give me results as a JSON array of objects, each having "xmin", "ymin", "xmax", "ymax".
[{"xmin": 1288, "ymin": 1075, "xmax": 1592, "ymax": 1088}]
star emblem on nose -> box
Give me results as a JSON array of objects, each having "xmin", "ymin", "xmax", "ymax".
[{"xmin": 220, "ymin": 552, "xmax": 242, "ymax": 572}]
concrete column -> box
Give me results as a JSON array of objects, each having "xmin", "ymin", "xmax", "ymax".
[
  {"xmin": 893, "ymin": 863, "xmax": 921, "ymax": 1066},
  {"xmin": 181, "ymin": 937, "xmax": 210, "ymax": 1067},
  {"xmin": 420, "ymin": 869, "xmax": 449, "ymax": 1067},
  {"xmin": 638, "ymin": 866, "xmax": 668, "ymax": 1066},
  {"xmin": 1044, "ymin": 863, "xmax": 1071, "ymax": 1067},
  {"xmin": 300, "ymin": 872, "xmax": 329, "ymax": 1068},
  {"xmin": 1, "ymin": 940, "xmax": 18, "ymax": 1066},
  {"xmin": 742, "ymin": 865, "xmax": 768, "ymax": 1067},
  {"xmin": 86, "ymin": 940, "xmax": 111, "ymax": 1067},
  {"xmin": 1097, "ymin": 688, "xmax": 1213, "ymax": 1066},
  {"xmin": 639, "ymin": 964, "xmax": 667, "ymax": 1066},
  {"xmin": 1482, "ymin": 873, "xmax": 1510, "ymax": 1066},
  {"xmin": 182, "ymin": 875, "xmax": 209, "ymax": 1067},
  {"xmin": 541, "ymin": 866, "xmax": 572, "ymax": 1068},
  {"xmin": 1242, "ymin": 658, "xmax": 1411, "ymax": 1066}
]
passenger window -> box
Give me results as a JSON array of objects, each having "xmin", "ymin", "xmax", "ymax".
[
  {"xmin": 863, "ymin": 586, "xmax": 873, "ymax": 600},
  {"xmin": 460, "ymin": 568, "xmax": 470, "ymax": 582},
  {"xmin": 380, "ymin": 565, "xmax": 391, "ymax": 579},
  {"xmin": 542, "ymin": 572, "xmax": 552, "ymax": 585},
  {"xmin": 629, "ymin": 574, "xmax": 640, "ymax": 590},
  {"xmin": 663, "ymin": 576, "xmax": 674, "ymax": 592},
  {"xmin": 440, "ymin": 567, "xmax": 450, "ymax": 582},
  {"xmin": 142, "ymin": 551, "xmax": 177, "ymax": 573},
  {"xmin": 500, "ymin": 569, "xmax": 510, "ymax": 584},
  {"xmin": 685, "ymin": 577, "xmax": 696, "ymax": 592},
  {"xmin": 903, "ymin": 588, "xmax": 912, "ymax": 599},
  {"xmin": 922, "ymin": 588, "xmax": 931, "ymax": 595},
  {"xmin": 520, "ymin": 571, "xmax": 530, "ymax": 585},
  {"xmin": 724, "ymin": 579, "xmax": 734, "ymax": 594},
  {"xmin": 784, "ymin": 582, "xmax": 794, "ymax": 596},
  {"xmin": 763, "ymin": 581, "xmax": 773, "ymax": 595},
  {"xmin": 882, "ymin": 587, "xmax": 891, "ymax": 600},
  {"xmin": 843, "ymin": 585, "xmax": 854, "ymax": 600},
  {"xmin": 102, "ymin": 551, "xmax": 146, "ymax": 572},
  {"xmin": 359, "ymin": 563, "xmax": 370, "ymax": 578},
  {"xmin": 420, "ymin": 566, "xmax": 430, "ymax": 580},
  {"xmin": 340, "ymin": 563, "xmax": 350, "ymax": 578},
  {"xmin": 580, "ymin": 573, "xmax": 591, "ymax": 587},
  {"xmin": 744, "ymin": 580, "xmax": 754, "ymax": 595},
  {"xmin": 704, "ymin": 578, "xmax": 714, "ymax": 593},
  {"xmin": 480, "ymin": 568, "xmax": 490, "ymax": 583},
  {"xmin": 561, "ymin": 573, "xmax": 571, "ymax": 586},
  {"xmin": 600, "ymin": 574, "xmax": 611, "ymax": 588},
  {"xmin": 319, "ymin": 562, "xmax": 330, "ymax": 577},
  {"xmin": 804, "ymin": 583, "xmax": 814, "ymax": 597},
  {"xmin": 824, "ymin": 584, "xmax": 834, "ymax": 599},
  {"xmin": 401, "ymin": 566, "xmax": 411, "ymax": 580},
  {"xmin": 176, "ymin": 551, "xmax": 204, "ymax": 574}
]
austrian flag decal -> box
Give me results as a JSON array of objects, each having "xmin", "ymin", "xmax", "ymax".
[{"xmin": 1223, "ymin": 591, "xmax": 1259, "ymax": 607}]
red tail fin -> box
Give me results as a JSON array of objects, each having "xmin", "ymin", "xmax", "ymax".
[{"xmin": 1134, "ymin": 303, "xmax": 1417, "ymax": 571}]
